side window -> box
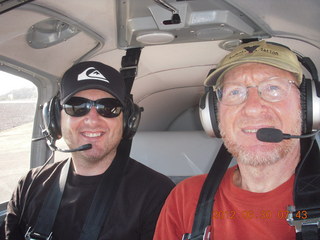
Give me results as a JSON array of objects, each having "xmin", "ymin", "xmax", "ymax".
[{"xmin": 0, "ymin": 71, "xmax": 37, "ymax": 203}]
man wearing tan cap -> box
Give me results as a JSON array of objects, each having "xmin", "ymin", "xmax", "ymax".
[{"xmin": 154, "ymin": 41, "xmax": 312, "ymax": 239}]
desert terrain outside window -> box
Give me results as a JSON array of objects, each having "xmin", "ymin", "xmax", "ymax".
[{"xmin": 0, "ymin": 71, "xmax": 37, "ymax": 203}]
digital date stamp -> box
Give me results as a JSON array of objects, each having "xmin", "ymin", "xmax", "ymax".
[{"xmin": 212, "ymin": 210, "xmax": 308, "ymax": 220}]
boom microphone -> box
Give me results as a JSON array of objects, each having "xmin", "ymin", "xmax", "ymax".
[
  {"xmin": 256, "ymin": 128, "xmax": 319, "ymax": 143},
  {"xmin": 45, "ymin": 138, "xmax": 92, "ymax": 152},
  {"xmin": 32, "ymin": 133, "xmax": 92, "ymax": 152},
  {"xmin": 52, "ymin": 143, "xmax": 92, "ymax": 153}
]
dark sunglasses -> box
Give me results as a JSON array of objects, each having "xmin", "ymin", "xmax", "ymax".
[{"xmin": 62, "ymin": 97, "xmax": 123, "ymax": 118}]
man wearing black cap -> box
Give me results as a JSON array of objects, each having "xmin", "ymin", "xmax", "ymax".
[{"xmin": 5, "ymin": 61, "xmax": 175, "ymax": 240}]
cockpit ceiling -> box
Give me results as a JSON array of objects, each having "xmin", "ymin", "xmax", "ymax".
[{"xmin": 0, "ymin": 0, "xmax": 319, "ymax": 77}]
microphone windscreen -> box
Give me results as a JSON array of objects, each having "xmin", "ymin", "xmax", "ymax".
[
  {"xmin": 78, "ymin": 144, "xmax": 92, "ymax": 151},
  {"xmin": 256, "ymin": 128, "xmax": 284, "ymax": 143}
]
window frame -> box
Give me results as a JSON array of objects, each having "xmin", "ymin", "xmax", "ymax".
[{"xmin": 0, "ymin": 59, "xmax": 59, "ymax": 224}]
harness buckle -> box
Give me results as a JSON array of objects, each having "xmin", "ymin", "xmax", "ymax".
[
  {"xmin": 286, "ymin": 205, "xmax": 320, "ymax": 233},
  {"xmin": 25, "ymin": 227, "xmax": 53, "ymax": 240},
  {"xmin": 120, "ymin": 65, "xmax": 138, "ymax": 78},
  {"xmin": 181, "ymin": 233, "xmax": 191, "ymax": 240},
  {"xmin": 181, "ymin": 226, "xmax": 211, "ymax": 240}
]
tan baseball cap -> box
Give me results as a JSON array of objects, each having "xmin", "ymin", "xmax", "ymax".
[{"xmin": 205, "ymin": 40, "xmax": 303, "ymax": 87}]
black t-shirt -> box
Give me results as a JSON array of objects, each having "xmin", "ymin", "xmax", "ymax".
[{"xmin": 5, "ymin": 158, "xmax": 175, "ymax": 240}]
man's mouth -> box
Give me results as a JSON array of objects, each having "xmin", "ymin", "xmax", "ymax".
[
  {"xmin": 242, "ymin": 129, "xmax": 258, "ymax": 133},
  {"xmin": 82, "ymin": 132, "xmax": 104, "ymax": 138}
]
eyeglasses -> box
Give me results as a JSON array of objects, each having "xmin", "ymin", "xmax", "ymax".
[
  {"xmin": 214, "ymin": 77, "xmax": 296, "ymax": 106},
  {"xmin": 62, "ymin": 97, "xmax": 123, "ymax": 118}
]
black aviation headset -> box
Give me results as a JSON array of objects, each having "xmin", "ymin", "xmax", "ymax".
[
  {"xmin": 199, "ymin": 44, "xmax": 320, "ymax": 138},
  {"xmin": 41, "ymin": 93, "xmax": 142, "ymax": 144}
]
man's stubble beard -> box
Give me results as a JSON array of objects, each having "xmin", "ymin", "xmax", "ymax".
[{"xmin": 219, "ymin": 111, "xmax": 302, "ymax": 167}]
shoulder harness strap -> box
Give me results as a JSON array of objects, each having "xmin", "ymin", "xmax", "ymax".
[
  {"xmin": 288, "ymin": 133, "xmax": 320, "ymax": 240},
  {"xmin": 182, "ymin": 144, "xmax": 232, "ymax": 240},
  {"xmin": 25, "ymin": 159, "xmax": 70, "ymax": 240}
]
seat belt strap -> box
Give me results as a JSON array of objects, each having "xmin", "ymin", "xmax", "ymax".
[
  {"xmin": 182, "ymin": 144, "xmax": 232, "ymax": 240},
  {"xmin": 120, "ymin": 47, "xmax": 142, "ymax": 95},
  {"xmin": 302, "ymin": 224, "xmax": 319, "ymax": 240},
  {"xmin": 79, "ymin": 139, "xmax": 130, "ymax": 240},
  {"xmin": 25, "ymin": 159, "xmax": 70, "ymax": 240}
]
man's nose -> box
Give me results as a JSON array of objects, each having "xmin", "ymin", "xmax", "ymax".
[
  {"xmin": 242, "ymin": 87, "xmax": 265, "ymax": 116},
  {"xmin": 84, "ymin": 106, "xmax": 101, "ymax": 122}
]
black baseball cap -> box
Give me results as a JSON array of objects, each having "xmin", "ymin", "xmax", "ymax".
[{"xmin": 59, "ymin": 61, "xmax": 126, "ymax": 106}]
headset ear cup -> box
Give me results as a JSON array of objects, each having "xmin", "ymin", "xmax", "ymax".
[
  {"xmin": 199, "ymin": 88, "xmax": 221, "ymax": 138},
  {"xmin": 300, "ymin": 78, "xmax": 308, "ymax": 134},
  {"xmin": 42, "ymin": 96, "xmax": 62, "ymax": 140},
  {"xmin": 313, "ymin": 81, "xmax": 320, "ymax": 130},
  {"xmin": 53, "ymin": 98, "xmax": 62, "ymax": 139},
  {"xmin": 123, "ymin": 98, "xmax": 141, "ymax": 139},
  {"xmin": 300, "ymin": 78, "xmax": 313, "ymax": 134},
  {"xmin": 211, "ymin": 91, "xmax": 221, "ymax": 137}
]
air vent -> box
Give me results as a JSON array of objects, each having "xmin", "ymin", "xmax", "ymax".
[{"xmin": 27, "ymin": 18, "xmax": 79, "ymax": 49}]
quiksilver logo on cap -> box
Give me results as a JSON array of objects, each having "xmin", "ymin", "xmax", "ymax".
[{"xmin": 77, "ymin": 67, "xmax": 110, "ymax": 83}]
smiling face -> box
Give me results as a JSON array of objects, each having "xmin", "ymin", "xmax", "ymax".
[
  {"xmin": 218, "ymin": 63, "xmax": 302, "ymax": 166},
  {"xmin": 60, "ymin": 89, "xmax": 123, "ymax": 164}
]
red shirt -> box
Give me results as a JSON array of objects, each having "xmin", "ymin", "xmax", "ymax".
[{"xmin": 154, "ymin": 166, "xmax": 295, "ymax": 240}]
